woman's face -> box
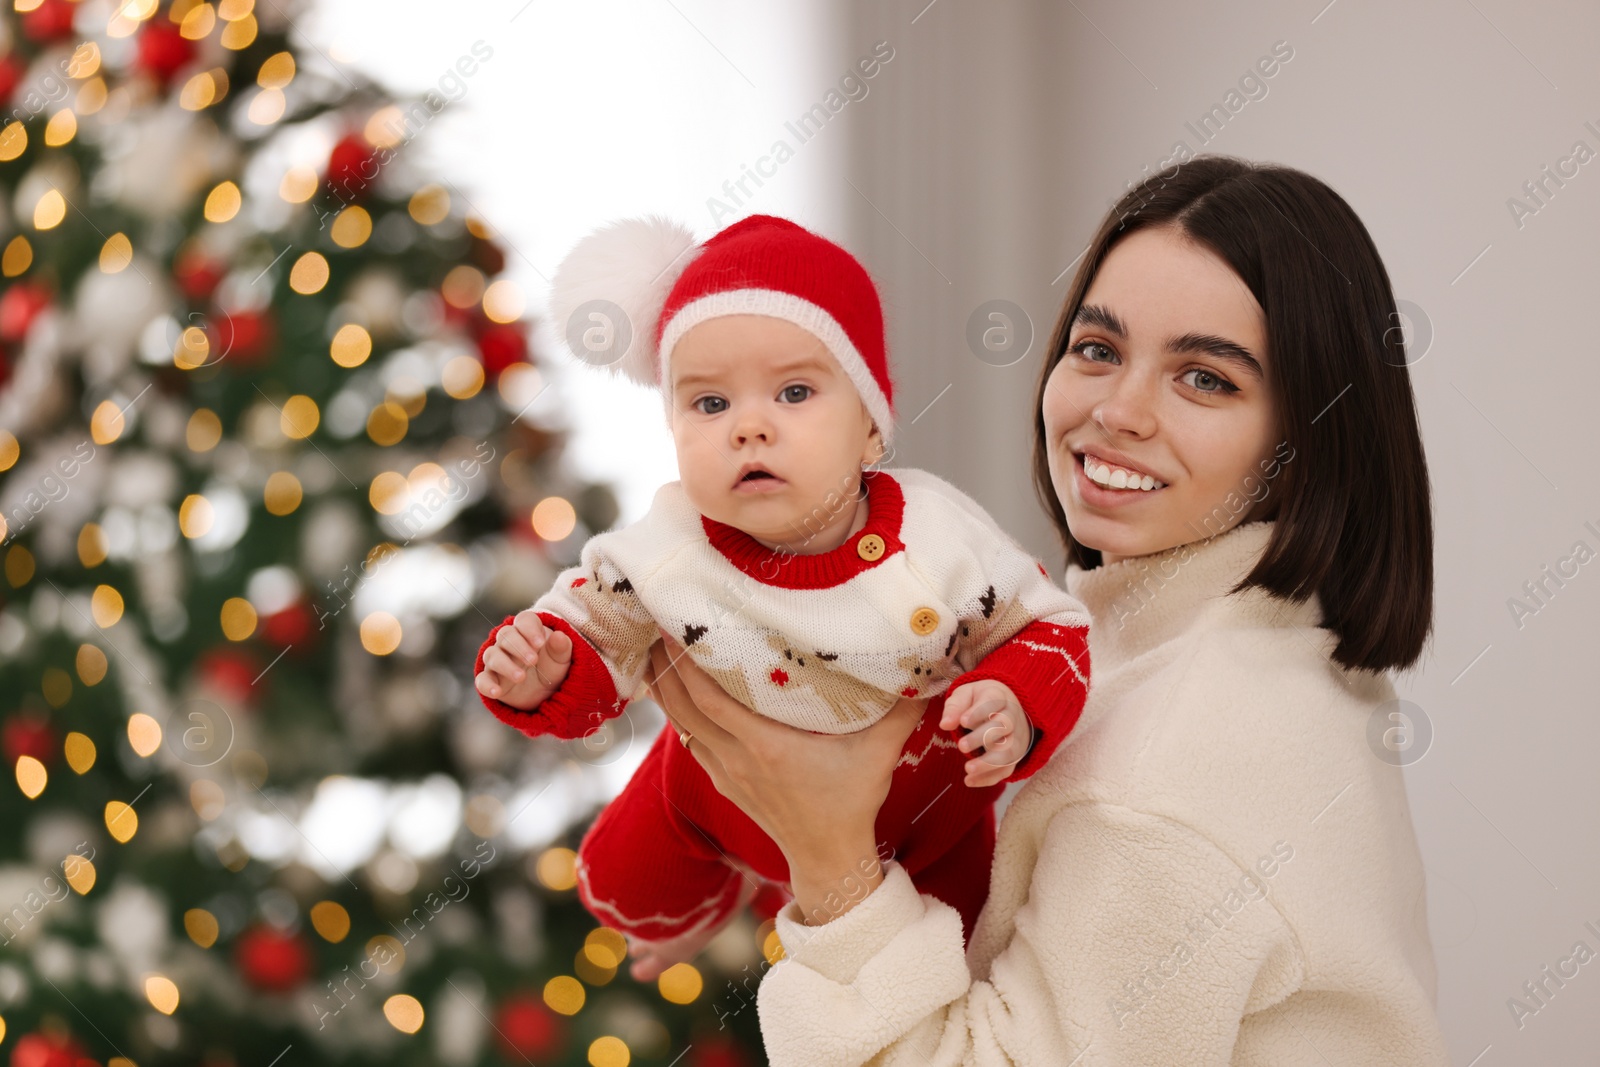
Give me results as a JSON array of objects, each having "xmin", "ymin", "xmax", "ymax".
[{"xmin": 1041, "ymin": 224, "xmax": 1285, "ymax": 565}]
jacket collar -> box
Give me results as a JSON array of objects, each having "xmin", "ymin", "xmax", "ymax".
[
  {"xmin": 701, "ymin": 468, "xmax": 905, "ymax": 590},
  {"xmin": 1066, "ymin": 521, "xmax": 1318, "ymax": 666}
]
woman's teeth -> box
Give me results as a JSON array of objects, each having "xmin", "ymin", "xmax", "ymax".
[{"xmin": 1083, "ymin": 454, "xmax": 1165, "ymax": 491}]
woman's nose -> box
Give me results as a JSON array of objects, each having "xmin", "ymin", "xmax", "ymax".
[{"xmin": 1092, "ymin": 370, "xmax": 1159, "ymax": 439}]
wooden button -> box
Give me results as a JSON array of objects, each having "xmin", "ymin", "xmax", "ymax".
[
  {"xmin": 857, "ymin": 533, "xmax": 886, "ymax": 561},
  {"xmin": 909, "ymin": 606, "xmax": 939, "ymax": 635}
]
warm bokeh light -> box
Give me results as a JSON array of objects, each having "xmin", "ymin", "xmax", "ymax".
[
  {"xmin": 43, "ymin": 109, "xmax": 77, "ymax": 147},
  {"xmin": 584, "ymin": 927, "xmax": 628, "ymax": 968},
  {"xmin": 366, "ymin": 401, "xmax": 409, "ymax": 447},
  {"xmin": 105, "ymin": 800, "xmax": 139, "ymax": 843},
  {"xmin": 536, "ymin": 847, "xmax": 578, "ymax": 891},
  {"xmin": 588, "ymin": 1036, "xmax": 631, "ymax": 1067},
  {"xmin": 64, "ymin": 854, "xmax": 96, "ymax": 894},
  {"xmin": 76, "ymin": 644, "xmax": 109, "ymax": 685},
  {"xmin": 42, "ymin": 667, "xmax": 72, "ymax": 707},
  {"xmin": 408, "ymin": 185, "xmax": 449, "ymax": 225},
  {"xmin": 6, "ymin": 545, "xmax": 35, "ymax": 587},
  {"xmin": 311, "ymin": 901, "xmax": 351, "ymax": 942},
  {"xmin": 532, "ymin": 497, "xmax": 577, "ymax": 542},
  {"xmin": 280, "ymin": 166, "xmax": 317, "ymax": 202},
  {"xmin": 441, "ymin": 354, "xmax": 484, "ymax": 399},
  {"xmin": 15, "ymin": 756, "xmax": 46, "ymax": 799},
  {"xmin": 264, "ymin": 471, "xmax": 303, "ymax": 516},
  {"xmin": 188, "ymin": 409, "xmax": 223, "ymax": 452},
  {"xmin": 257, "ymin": 51, "xmax": 295, "ymax": 88},
  {"xmin": 543, "ymin": 975, "xmax": 585, "ymax": 1015},
  {"xmin": 441, "ymin": 265, "xmax": 485, "ymax": 309},
  {"xmin": 127, "ymin": 714, "xmax": 162, "ymax": 758},
  {"xmin": 280, "ymin": 394, "xmax": 320, "ymax": 439},
  {"xmin": 185, "ymin": 908, "xmax": 220, "ymax": 947},
  {"xmin": 190, "ymin": 779, "xmax": 226, "ymax": 821},
  {"xmin": 331, "ymin": 205, "xmax": 372, "ymax": 248},
  {"xmin": 64, "ymin": 732, "xmax": 97, "ymax": 774},
  {"xmin": 204, "ymin": 180, "xmax": 241, "ymax": 223},
  {"xmin": 78, "ymin": 524, "xmax": 108, "ymax": 567},
  {"xmin": 174, "ymin": 325, "xmax": 210, "ymax": 369},
  {"xmin": 100, "ymin": 233, "xmax": 133, "ymax": 273},
  {"xmin": 2, "ymin": 235, "xmax": 31, "ymax": 276},
  {"xmin": 383, "ymin": 994, "xmax": 424, "ymax": 1034},
  {"xmin": 221, "ymin": 597, "xmax": 258, "ymax": 641},
  {"xmin": 247, "ymin": 86, "xmax": 285, "ymax": 125},
  {"xmin": 221, "ymin": 13, "xmax": 258, "ymax": 49},
  {"xmin": 33, "ymin": 189, "xmax": 66, "ymax": 230},
  {"xmin": 179, "ymin": 70, "xmax": 218, "ymax": 110},
  {"xmin": 330, "ymin": 323, "xmax": 372, "ymax": 367},
  {"xmin": 145, "ymin": 975, "xmax": 180, "ymax": 1015},
  {"xmin": 482, "ymin": 279, "xmax": 524, "ymax": 323},
  {"xmin": 290, "ymin": 251, "xmax": 330, "ymax": 294},
  {"xmin": 90, "ymin": 399, "xmax": 127, "ymax": 444},
  {"xmin": 179, "ymin": 494, "xmax": 215, "ymax": 538},
  {"xmin": 656, "ymin": 966, "xmax": 700, "ymax": 1004},
  {"xmin": 179, "ymin": 2, "xmax": 216, "ymax": 40},
  {"xmin": 359, "ymin": 612, "xmax": 402, "ymax": 655},
  {"xmin": 368, "ymin": 471, "xmax": 409, "ymax": 514},
  {"xmin": 92, "ymin": 584, "xmax": 125, "ymax": 627}
]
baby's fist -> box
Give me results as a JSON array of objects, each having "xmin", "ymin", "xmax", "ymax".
[
  {"xmin": 474, "ymin": 609, "xmax": 574, "ymax": 710},
  {"xmin": 940, "ymin": 679, "xmax": 1032, "ymax": 788}
]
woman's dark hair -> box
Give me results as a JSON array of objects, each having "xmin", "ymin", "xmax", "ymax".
[{"xmin": 1031, "ymin": 155, "xmax": 1433, "ymax": 673}]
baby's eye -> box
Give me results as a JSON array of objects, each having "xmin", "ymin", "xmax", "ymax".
[
  {"xmin": 694, "ymin": 396, "xmax": 728, "ymax": 415},
  {"xmin": 780, "ymin": 384, "xmax": 812, "ymax": 403}
]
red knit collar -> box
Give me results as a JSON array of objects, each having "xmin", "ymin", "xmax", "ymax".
[{"xmin": 701, "ymin": 469, "xmax": 905, "ymax": 589}]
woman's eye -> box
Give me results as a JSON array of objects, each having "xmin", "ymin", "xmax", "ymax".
[
  {"xmin": 1181, "ymin": 368, "xmax": 1238, "ymax": 394},
  {"xmin": 695, "ymin": 396, "xmax": 728, "ymax": 414},
  {"xmin": 780, "ymin": 384, "xmax": 812, "ymax": 403},
  {"xmin": 1069, "ymin": 340, "xmax": 1116, "ymax": 363}
]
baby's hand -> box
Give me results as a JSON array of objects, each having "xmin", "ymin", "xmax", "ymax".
[
  {"xmin": 474, "ymin": 609, "xmax": 574, "ymax": 711},
  {"xmin": 939, "ymin": 679, "xmax": 1032, "ymax": 788}
]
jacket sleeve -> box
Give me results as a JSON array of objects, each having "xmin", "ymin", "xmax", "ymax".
[
  {"xmin": 756, "ymin": 803, "xmax": 1302, "ymax": 1067},
  {"xmin": 918, "ymin": 474, "xmax": 1092, "ymax": 781},
  {"xmin": 474, "ymin": 531, "xmax": 660, "ymax": 741}
]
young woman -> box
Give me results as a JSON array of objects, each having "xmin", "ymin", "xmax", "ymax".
[{"xmin": 641, "ymin": 156, "xmax": 1450, "ymax": 1065}]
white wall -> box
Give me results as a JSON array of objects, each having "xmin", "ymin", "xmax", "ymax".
[{"xmin": 836, "ymin": 1, "xmax": 1600, "ymax": 1062}]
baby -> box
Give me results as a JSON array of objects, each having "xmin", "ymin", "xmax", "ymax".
[{"xmin": 474, "ymin": 214, "xmax": 1091, "ymax": 980}]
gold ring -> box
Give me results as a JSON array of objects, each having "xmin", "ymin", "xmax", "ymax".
[{"xmin": 677, "ymin": 729, "xmax": 693, "ymax": 749}]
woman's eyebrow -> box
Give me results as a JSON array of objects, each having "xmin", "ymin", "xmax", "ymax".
[
  {"xmin": 1167, "ymin": 333, "xmax": 1265, "ymax": 380},
  {"xmin": 1073, "ymin": 304, "xmax": 1264, "ymax": 381}
]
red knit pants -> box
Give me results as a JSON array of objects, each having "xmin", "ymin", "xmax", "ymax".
[{"xmin": 573, "ymin": 699, "xmax": 1003, "ymax": 948}]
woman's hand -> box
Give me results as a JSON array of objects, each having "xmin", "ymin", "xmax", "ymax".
[{"xmin": 643, "ymin": 628, "xmax": 926, "ymax": 926}]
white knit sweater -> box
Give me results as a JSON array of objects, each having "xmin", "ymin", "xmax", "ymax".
[{"xmin": 756, "ymin": 520, "xmax": 1449, "ymax": 1066}]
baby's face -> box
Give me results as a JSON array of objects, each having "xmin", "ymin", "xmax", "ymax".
[{"xmin": 669, "ymin": 315, "xmax": 881, "ymax": 549}]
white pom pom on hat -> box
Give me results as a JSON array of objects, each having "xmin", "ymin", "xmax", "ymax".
[{"xmin": 546, "ymin": 215, "xmax": 701, "ymax": 390}]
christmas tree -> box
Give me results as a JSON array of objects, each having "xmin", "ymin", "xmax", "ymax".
[{"xmin": 0, "ymin": 1, "xmax": 768, "ymax": 1063}]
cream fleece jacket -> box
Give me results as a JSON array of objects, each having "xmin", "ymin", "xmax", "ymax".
[{"xmin": 756, "ymin": 520, "xmax": 1449, "ymax": 1066}]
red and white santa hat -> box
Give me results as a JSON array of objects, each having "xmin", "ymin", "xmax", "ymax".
[{"xmin": 547, "ymin": 213, "xmax": 897, "ymax": 448}]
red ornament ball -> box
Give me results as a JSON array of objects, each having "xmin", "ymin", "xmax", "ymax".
[
  {"xmin": 9, "ymin": 1030, "xmax": 87, "ymax": 1067},
  {"xmin": 234, "ymin": 924, "xmax": 314, "ymax": 992},
  {"xmin": 0, "ymin": 55, "xmax": 23, "ymax": 109},
  {"xmin": 196, "ymin": 646, "xmax": 263, "ymax": 706},
  {"xmin": 495, "ymin": 992, "xmax": 564, "ymax": 1061},
  {"xmin": 174, "ymin": 245, "xmax": 228, "ymax": 302},
  {"xmin": 136, "ymin": 22, "xmax": 196, "ymax": 85},
  {"xmin": 325, "ymin": 135, "xmax": 381, "ymax": 199},
  {"xmin": 19, "ymin": 0, "xmax": 76, "ymax": 43},
  {"xmin": 2, "ymin": 714, "xmax": 56, "ymax": 767},
  {"xmin": 0, "ymin": 282, "xmax": 52, "ymax": 344},
  {"xmin": 259, "ymin": 600, "xmax": 315, "ymax": 648},
  {"xmin": 476, "ymin": 322, "xmax": 528, "ymax": 381},
  {"xmin": 206, "ymin": 308, "xmax": 275, "ymax": 367}
]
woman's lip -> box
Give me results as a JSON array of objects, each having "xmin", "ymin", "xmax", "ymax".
[{"xmin": 1072, "ymin": 452, "xmax": 1164, "ymax": 507}]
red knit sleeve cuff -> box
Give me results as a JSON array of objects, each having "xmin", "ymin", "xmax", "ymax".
[
  {"xmin": 947, "ymin": 619, "xmax": 1091, "ymax": 781},
  {"xmin": 474, "ymin": 613, "xmax": 626, "ymax": 741}
]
